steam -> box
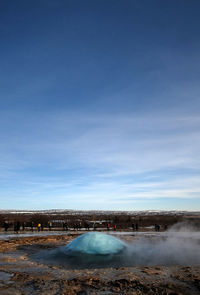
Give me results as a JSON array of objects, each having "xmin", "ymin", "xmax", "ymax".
[{"xmin": 126, "ymin": 222, "xmax": 200, "ymax": 266}]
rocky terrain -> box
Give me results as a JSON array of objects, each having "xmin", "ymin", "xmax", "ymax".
[{"xmin": 0, "ymin": 233, "xmax": 200, "ymax": 294}]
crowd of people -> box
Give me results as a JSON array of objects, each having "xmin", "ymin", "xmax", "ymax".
[
  {"xmin": 2, "ymin": 221, "xmax": 119, "ymax": 233},
  {"xmin": 1, "ymin": 220, "xmax": 168, "ymax": 233}
]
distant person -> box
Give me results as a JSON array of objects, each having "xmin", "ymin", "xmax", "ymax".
[
  {"xmin": 31, "ymin": 222, "xmax": 34, "ymax": 232},
  {"xmin": 164, "ymin": 224, "xmax": 168, "ymax": 231},
  {"xmin": 155, "ymin": 224, "xmax": 160, "ymax": 232},
  {"xmin": 14, "ymin": 222, "xmax": 19, "ymax": 233},
  {"xmin": 37, "ymin": 223, "xmax": 41, "ymax": 232},
  {"xmin": 17, "ymin": 221, "xmax": 20, "ymax": 232},
  {"xmin": 48, "ymin": 222, "xmax": 52, "ymax": 231},
  {"xmin": 107, "ymin": 223, "xmax": 110, "ymax": 231},
  {"xmin": 22, "ymin": 222, "xmax": 26, "ymax": 231},
  {"xmin": 65, "ymin": 222, "xmax": 69, "ymax": 231},
  {"xmin": 84, "ymin": 222, "xmax": 89, "ymax": 231},
  {"xmin": 4, "ymin": 221, "xmax": 9, "ymax": 232},
  {"xmin": 135, "ymin": 223, "xmax": 138, "ymax": 231},
  {"xmin": 114, "ymin": 224, "xmax": 117, "ymax": 231},
  {"xmin": 132, "ymin": 223, "xmax": 135, "ymax": 231}
]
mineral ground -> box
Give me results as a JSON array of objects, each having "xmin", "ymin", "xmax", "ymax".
[{"xmin": 0, "ymin": 233, "xmax": 200, "ymax": 295}]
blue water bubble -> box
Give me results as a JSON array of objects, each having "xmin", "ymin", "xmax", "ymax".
[{"xmin": 63, "ymin": 232, "xmax": 127, "ymax": 255}]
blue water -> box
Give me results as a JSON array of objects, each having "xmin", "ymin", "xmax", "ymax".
[{"xmin": 63, "ymin": 232, "xmax": 126, "ymax": 255}]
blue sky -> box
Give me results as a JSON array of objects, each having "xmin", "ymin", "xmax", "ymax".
[{"xmin": 0, "ymin": 0, "xmax": 200, "ymax": 210}]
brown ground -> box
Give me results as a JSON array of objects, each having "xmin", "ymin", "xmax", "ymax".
[{"xmin": 0, "ymin": 233, "xmax": 200, "ymax": 295}]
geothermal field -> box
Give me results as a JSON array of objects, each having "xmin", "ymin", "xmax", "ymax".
[{"xmin": 0, "ymin": 211, "xmax": 200, "ymax": 294}]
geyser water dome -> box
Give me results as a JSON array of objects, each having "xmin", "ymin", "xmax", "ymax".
[
  {"xmin": 64, "ymin": 232, "xmax": 126, "ymax": 255},
  {"xmin": 31, "ymin": 232, "xmax": 128, "ymax": 269}
]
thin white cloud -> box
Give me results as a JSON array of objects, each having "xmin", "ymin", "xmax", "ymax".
[{"xmin": 0, "ymin": 109, "xmax": 200, "ymax": 208}]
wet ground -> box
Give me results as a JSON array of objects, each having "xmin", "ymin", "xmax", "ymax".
[{"xmin": 0, "ymin": 231, "xmax": 200, "ymax": 294}]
